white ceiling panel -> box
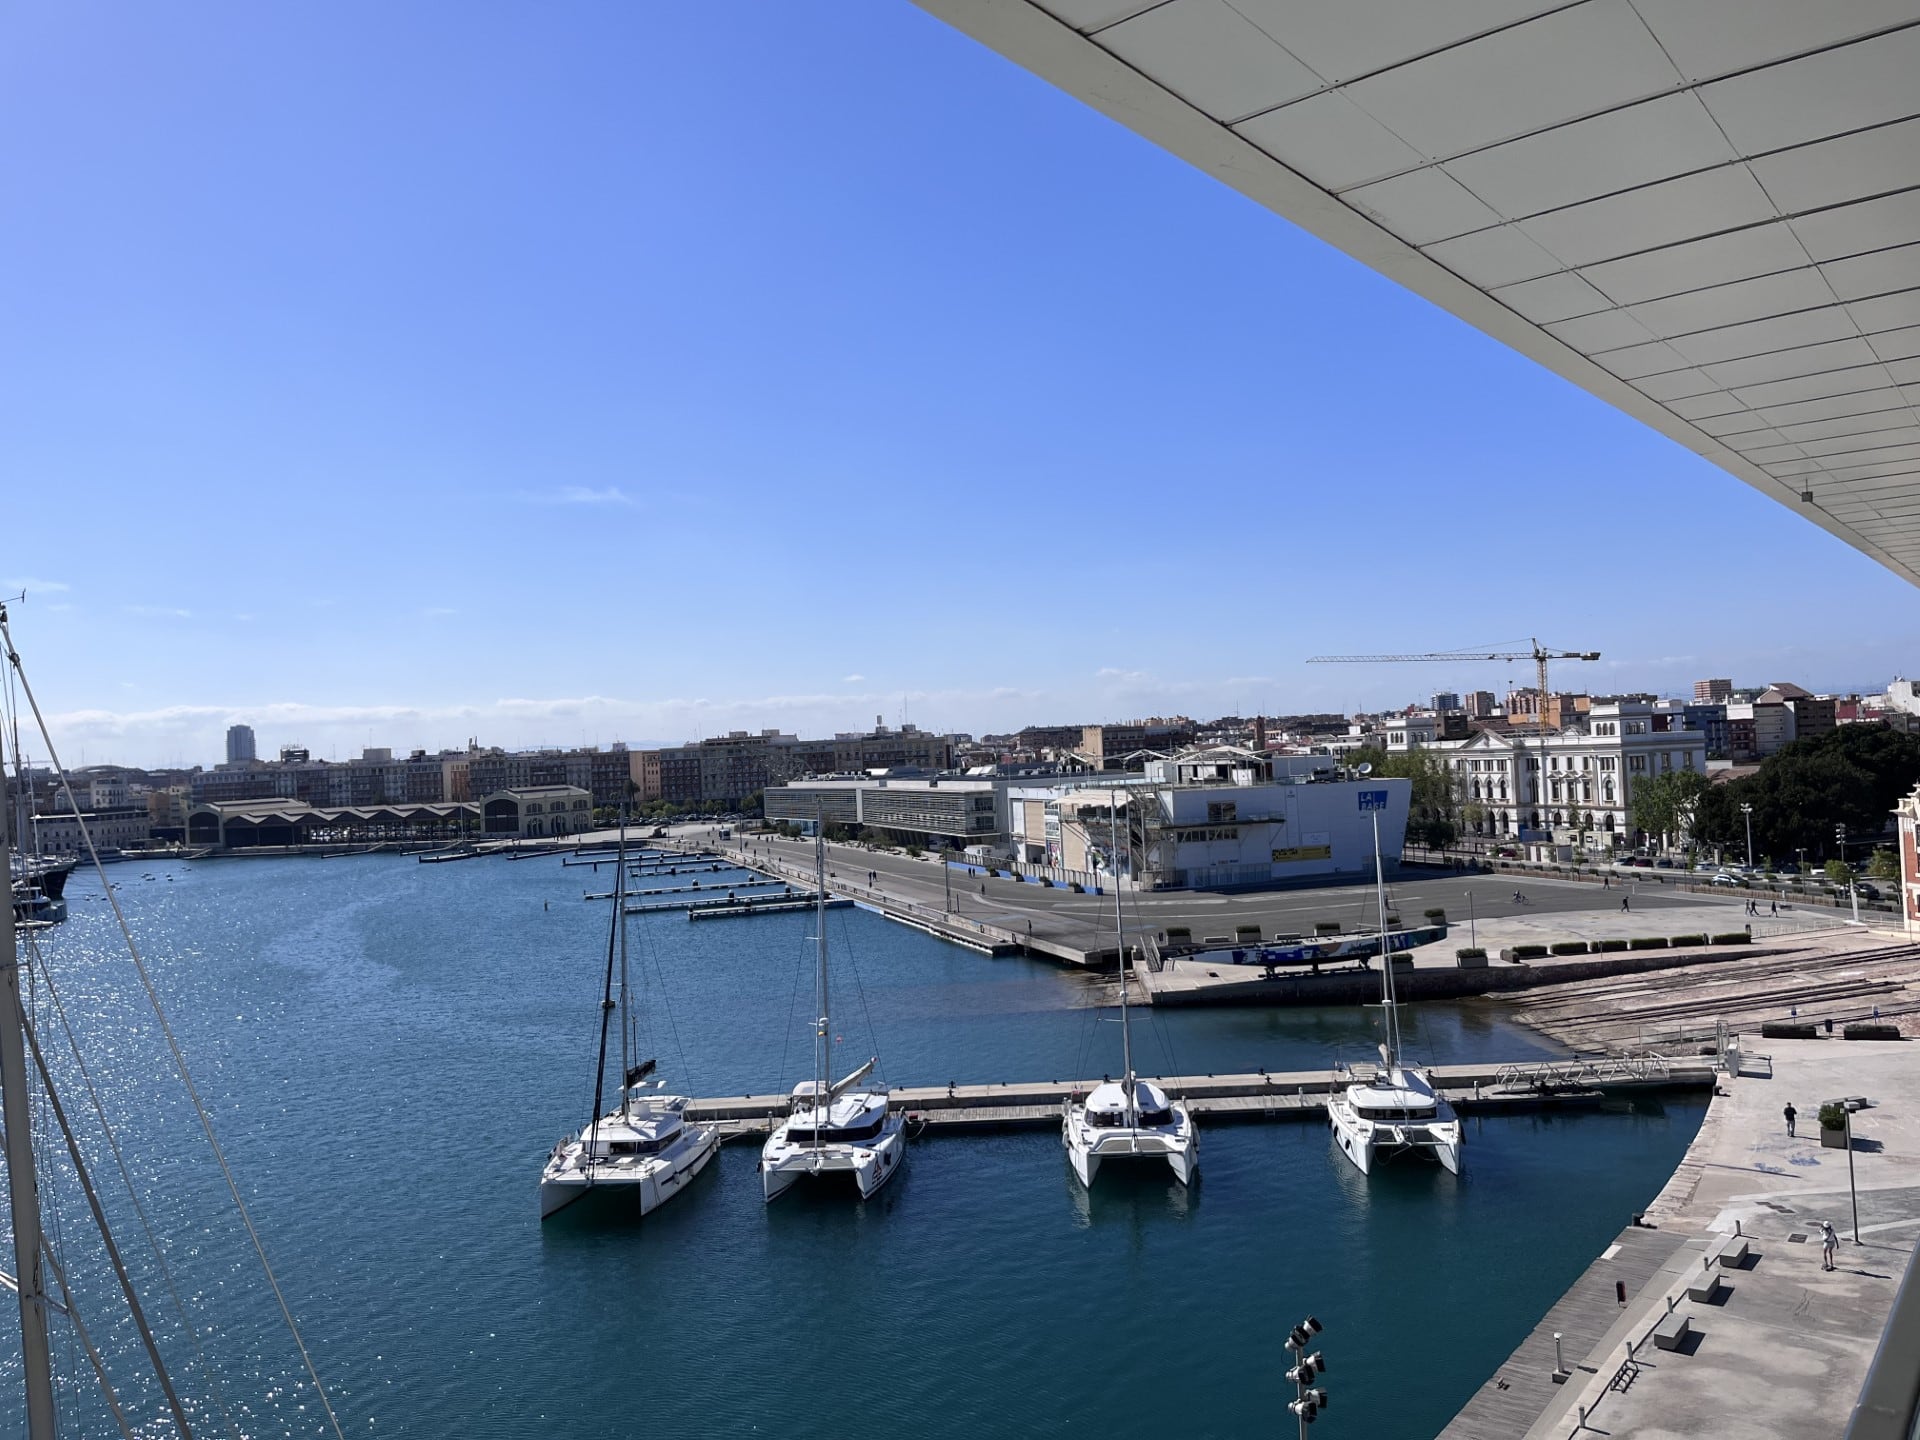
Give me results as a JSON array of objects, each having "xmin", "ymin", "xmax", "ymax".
[
  {"xmin": 1546, "ymin": 308, "xmax": 1658, "ymax": 352},
  {"xmin": 1790, "ymin": 190, "xmax": 1920, "ymax": 264},
  {"xmin": 1848, "ymin": 292, "xmax": 1920, "ymax": 332},
  {"xmin": 1823, "ymin": 243, "xmax": 1920, "ymax": 302},
  {"xmin": 1491, "ymin": 271, "xmax": 1614, "ymax": 323},
  {"xmin": 1757, "ymin": 387, "xmax": 1913, "ymax": 425},
  {"xmin": 1696, "ymin": 26, "xmax": 1920, "ymax": 155},
  {"xmin": 1422, "ymin": 225, "xmax": 1562, "ymax": 286},
  {"xmin": 1631, "ymin": 368, "xmax": 1720, "ymax": 401},
  {"xmin": 1443, "ymin": 92, "xmax": 1733, "ymax": 220},
  {"xmin": 1703, "ymin": 337, "xmax": 1880, "ymax": 388},
  {"xmin": 1035, "ymin": 0, "xmax": 1161, "ymax": 30},
  {"xmin": 1593, "ymin": 339, "xmax": 1686, "ymax": 379},
  {"xmin": 1630, "ymin": 0, "xmax": 1919, "ymax": 84},
  {"xmin": 1666, "ymin": 392, "xmax": 1750, "ymax": 420},
  {"xmin": 1672, "ymin": 310, "xmax": 1861, "ymax": 367},
  {"xmin": 921, "ymin": 0, "xmax": 1920, "ymax": 587},
  {"xmin": 1235, "ymin": 92, "xmax": 1425, "ymax": 190},
  {"xmin": 1577, "ymin": 223, "xmax": 1813, "ymax": 305},
  {"xmin": 1747, "ymin": 118, "xmax": 1920, "ymax": 216},
  {"xmin": 1732, "ymin": 365, "xmax": 1895, "ymax": 408},
  {"xmin": 1625, "ymin": 267, "xmax": 1835, "ymax": 337},
  {"xmin": 1778, "ymin": 411, "xmax": 1920, "ymax": 444},
  {"xmin": 1872, "ymin": 326, "xmax": 1920, "ymax": 361},
  {"xmin": 1345, "ymin": 168, "xmax": 1502, "ymax": 243},
  {"xmin": 1098, "ymin": 0, "xmax": 1321, "ymax": 121},
  {"xmin": 1222, "ymin": 0, "xmax": 1562, "ymax": 87},
  {"xmin": 1341, "ymin": 1, "xmax": 1681, "ymax": 160},
  {"xmin": 1520, "ymin": 165, "xmax": 1777, "ymax": 268}
]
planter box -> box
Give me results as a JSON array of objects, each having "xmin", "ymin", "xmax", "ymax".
[{"xmin": 1821, "ymin": 1128, "xmax": 1847, "ymax": 1149}]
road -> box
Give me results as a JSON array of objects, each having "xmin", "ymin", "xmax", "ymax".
[{"xmin": 711, "ymin": 830, "xmax": 1754, "ymax": 959}]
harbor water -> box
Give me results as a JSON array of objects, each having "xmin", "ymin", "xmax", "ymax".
[{"xmin": 8, "ymin": 853, "xmax": 1706, "ymax": 1438}]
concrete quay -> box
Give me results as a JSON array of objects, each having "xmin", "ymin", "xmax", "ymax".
[{"xmin": 1436, "ymin": 1039, "xmax": 1920, "ymax": 1439}]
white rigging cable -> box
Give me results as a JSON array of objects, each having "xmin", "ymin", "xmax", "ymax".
[{"xmin": 0, "ymin": 607, "xmax": 348, "ymax": 1440}]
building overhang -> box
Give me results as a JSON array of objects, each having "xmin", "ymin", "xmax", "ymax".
[{"xmin": 916, "ymin": 0, "xmax": 1920, "ymax": 582}]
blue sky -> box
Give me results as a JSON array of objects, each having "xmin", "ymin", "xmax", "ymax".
[{"xmin": 4, "ymin": 3, "xmax": 1914, "ymax": 769}]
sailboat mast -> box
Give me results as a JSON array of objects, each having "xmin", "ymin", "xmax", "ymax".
[
  {"xmin": 1372, "ymin": 808, "xmax": 1402, "ymax": 1064},
  {"xmin": 814, "ymin": 808, "xmax": 829, "ymax": 1142},
  {"xmin": 617, "ymin": 810, "xmax": 630, "ymax": 1111},
  {"xmin": 1, "ymin": 783, "xmax": 59, "ymax": 1437},
  {"xmin": 1113, "ymin": 802, "xmax": 1135, "ymax": 1124}
]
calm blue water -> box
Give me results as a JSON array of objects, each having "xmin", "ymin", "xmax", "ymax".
[{"xmin": 7, "ymin": 854, "xmax": 1705, "ymax": 1439}]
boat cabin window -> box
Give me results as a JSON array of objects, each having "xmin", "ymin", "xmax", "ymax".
[
  {"xmin": 785, "ymin": 1113, "xmax": 888, "ymax": 1145},
  {"xmin": 1138, "ymin": 1106, "xmax": 1173, "ymax": 1126},
  {"xmin": 1356, "ymin": 1102, "xmax": 1434, "ymax": 1121}
]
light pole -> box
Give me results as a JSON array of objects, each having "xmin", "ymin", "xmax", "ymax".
[
  {"xmin": 1466, "ymin": 889, "xmax": 1477, "ymax": 950},
  {"xmin": 1832, "ymin": 1096, "xmax": 1872, "ymax": 1244},
  {"xmin": 1741, "ymin": 802, "xmax": 1754, "ymax": 870},
  {"xmin": 1285, "ymin": 1315, "xmax": 1327, "ymax": 1437}
]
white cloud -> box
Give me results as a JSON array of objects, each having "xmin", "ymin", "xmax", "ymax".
[
  {"xmin": 5, "ymin": 577, "xmax": 71, "ymax": 594},
  {"xmin": 842, "ymin": 673, "xmax": 865, "ymax": 683},
  {"xmin": 519, "ymin": 485, "xmax": 635, "ymax": 507}
]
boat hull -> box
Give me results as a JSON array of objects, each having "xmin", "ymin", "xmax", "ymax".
[
  {"xmin": 761, "ymin": 1115, "xmax": 906, "ymax": 1203},
  {"xmin": 1062, "ymin": 1106, "xmax": 1198, "ymax": 1189},
  {"xmin": 539, "ymin": 1122, "xmax": 719, "ymax": 1221}
]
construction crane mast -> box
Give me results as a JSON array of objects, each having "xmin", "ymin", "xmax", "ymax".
[{"xmin": 1307, "ymin": 638, "xmax": 1601, "ymax": 719}]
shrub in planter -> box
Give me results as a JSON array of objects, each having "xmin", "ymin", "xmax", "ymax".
[
  {"xmin": 1424, "ymin": 908, "xmax": 1447, "ymax": 923},
  {"xmin": 1844, "ymin": 1023, "xmax": 1901, "ymax": 1041},
  {"xmin": 1385, "ymin": 914, "xmax": 1401, "ymax": 929},
  {"xmin": 1628, "ymin": 937, "xmax": 1669, "ymax": 950},
  {"xmin": 1314, "ymin": 921, "xmax": 1341, "ymax": 935},
  {"xmin": 1455, "ymin": 947, "xmax": 1487, "ymax": 960},
  {"xmin": 1667, "ymin": 934, "xmax": 1707, "ymax": 947},
  {"xmin": 1818, "ymin": 1101, "xmax": 1849, "ymax": 1147},
  {"xmin": 1550, "ymin": 941, "xmax": 1589, "ymax": 955},
  {"xmin": 1711, "ymin": 932, "xmax": 1752, "ymax": 944},
  {"xmin": 1762, "ymin": 1021, "xmax": 1818, "ymax": 1040},
  {"xmin": 1596, "ymin": 939, "xmax": 1629, "ymax": 953},
  {"xmin": 1511, "ymin": 944, "xmax": 1549, "ymax": 959}
]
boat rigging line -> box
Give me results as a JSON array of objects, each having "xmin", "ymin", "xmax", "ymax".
[{"xmin": 0, "ymin": 602, "xmax": 349, "ymax": 1440}]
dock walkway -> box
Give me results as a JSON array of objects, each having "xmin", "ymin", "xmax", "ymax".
[{"xmin": 686, "ymin": 1058, "xmax": 1717, "ymax": 1141}]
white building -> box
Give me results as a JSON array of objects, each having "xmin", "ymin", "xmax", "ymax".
[
  {"xmin": 1445, "ymin": 699, "xmax": 1706, "ymax": 848},
  {"xmin": 479, "ymin": 786, "xmax": 591, "ymax": 838},
  {"xmin": 1009, "ymin": 747, "xmax": 1411, "ymax": 889}
]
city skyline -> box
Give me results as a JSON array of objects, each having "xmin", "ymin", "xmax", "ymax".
[{"xmin": 7, "ymin": 5, "xmax": 1917, "ymax": 771}]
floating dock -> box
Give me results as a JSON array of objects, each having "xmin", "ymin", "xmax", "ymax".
[
  {"xmin": 687, "ymin": 897, "xmax": 854, "ymax": 921},
  {"xmin": 686, "ymin": 1056, "xmax": 1717, "ymax": 1141}
]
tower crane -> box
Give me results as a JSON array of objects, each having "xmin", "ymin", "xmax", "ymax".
[{"xmin": 1307, "ymin": 639, "xmax": 1601, "ymax": 720}]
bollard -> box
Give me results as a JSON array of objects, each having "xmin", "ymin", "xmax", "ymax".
[
  {"xmin": 1554, "ymin": 1332, "xmax": 1565, "ymax": 1374},
  {"xmin": 1735, "ymin": 1219, "xmax": 1742, "ymax": 1237}
]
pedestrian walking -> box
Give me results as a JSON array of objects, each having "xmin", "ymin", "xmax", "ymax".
[
  {"xmin": 1784, "ymin": 1102, "xmax": 1797, "ymax": 1137},
  {"xmin": 1603, "ymin": 874, "xmax": 1610, "ymax": 889},
  {"xmin": 1821, "ymin": 1220, "xmax": 1839, "ymax": 1271},
  {"xmin": 1770, "ymin": 899, "xmax": 1778, "ymax": 915},
  {"xmin": 1621, "ymin": 895, "xmax": 1631, "ymax": 911}
]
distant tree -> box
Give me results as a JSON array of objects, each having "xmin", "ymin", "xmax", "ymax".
[
  {"xmin": 1869, "ymin": 848, "xmax": 1900, "ymax": 881},
  {"xmin": 1630, "ymin": 770, "xmax": 1711, "ymax": 850},
  {"xmin": 1703, "ymin": 726, "xmax": 1920, "ymax": 861},
  {"xmin": 1825, "ymin": 857, "xmax": 1854, "ymax": 886}
]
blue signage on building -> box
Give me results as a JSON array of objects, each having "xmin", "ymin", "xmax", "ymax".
[{"xmin": 1358, "ymin": 789, "xmax": 1389, "ymax": 812}]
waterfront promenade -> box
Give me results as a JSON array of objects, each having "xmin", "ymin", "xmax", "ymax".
[{"xmin": 1440, "ymin": 1039, "xmax": 1920, "ymax": 1438}]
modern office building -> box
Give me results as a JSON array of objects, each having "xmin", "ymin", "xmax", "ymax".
[{"xmin": 225, "ymin": 724, "xmax": 256, "ymax": 765}]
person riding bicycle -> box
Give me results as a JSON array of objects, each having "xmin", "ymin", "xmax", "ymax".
[{"xmin": 1512, "ymin": 890, "xmax": 1527, "ymax": 904}]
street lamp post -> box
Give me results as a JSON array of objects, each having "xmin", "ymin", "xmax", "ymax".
[
  {"xmin": 1741, "ymin": 802, "xmax": 1754, "ymax": 870},
  {"xmin": 1466, "ymin": 889, "xmax": 1477, "ymax": 950},
  {"xmin": 1832, "ymin": 1096, "xmax": 1873, "ymax": 1244},
  {"xmin": 1285, "ymin": 1316, "xmax": 1327, "ymax": 1437}
]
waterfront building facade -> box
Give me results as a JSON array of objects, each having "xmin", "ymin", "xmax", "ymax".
[
  {"xmin": 31, "ymin": 806, "xmax": 154, "ymax": 855},
  {"xmin": 1446, "ymin": 699, "xmax": 1707, "ymax": 847},
  {"xmin": 478, "ymin": 786, "xmax": 591, "ymax": 838}
]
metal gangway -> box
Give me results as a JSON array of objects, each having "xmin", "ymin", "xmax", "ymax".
[{"xmin": 1490, "ymin": 1051, "xmax": 1677, "ymax": 1092}]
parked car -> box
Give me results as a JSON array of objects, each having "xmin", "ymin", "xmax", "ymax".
[
  {"xmin": 1654, "ymin": 858, "xmax": 1675, "ymax": 869},
  {"xmin": 1711, "ymin": 872, "xmax": 1745, "ymax": 887},
  {"xmin": 1777, "ymin": 863, "xmax": 1801, "ymax": 876},
  {"xmin": 1855, "ymin": 881, "xmax": 1882, "ymax": 900}
]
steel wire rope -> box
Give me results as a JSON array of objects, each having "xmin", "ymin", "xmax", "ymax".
[
  {"xmin": 24, "ymin": 927, "xmax": 242, "ymax": 1440},
  {"xmin": 1119, "ymin": 877, "xmax": 1185, "ymax": 1093},
  {"xmin": 0, "ymin": 1113, "xmax": 138, "ymax": 1440},
  {"xmin": 24, "ymin": 954, "xmax": 79, "ymax": 1437},
  {"xmin": 827, "ymin": 908, "xmax": 885, "ymax": 1087},
  {"xmin": 16, "ymin": 1004, "xmax": 194, "ymax": 1436},
  {"xmin": 1, "ymin": 608, "xmax": 348, "ymax": 1440},
  {"xmin": 630, "ymin": 900, "xmax": 697, "ymax": 1096}
]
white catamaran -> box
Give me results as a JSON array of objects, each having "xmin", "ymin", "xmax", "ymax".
[
  {"xmin": 1326, "ymin": 785, "xmax": 1462, "ymax": 1176},
  {"xmin": 541, "ymin": 820, "xmax": 718, "ymax": 1220},
  {"xmin": 760, "ymin": 827, "xmax": 904, "ymax": 1202},
  {"xmin": 1062, "ymin": 801, "xmax": 1197, "ymax": 1189}
]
